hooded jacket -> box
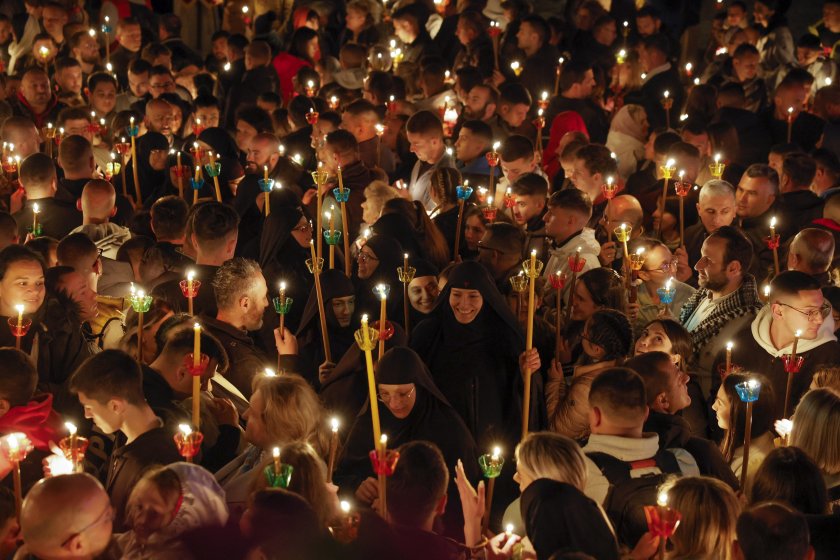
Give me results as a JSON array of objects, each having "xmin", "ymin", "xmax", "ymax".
[
  {"xmin": 69, "ymin": 223, "xmax": 132, "ymax": 259},
  {"xmin": 714, "ymin": 305, "xmax": 840, "ymax": 419},
  {"xmin": 542, "ymin": 228, "xmax": 601, "ymax": 306}
]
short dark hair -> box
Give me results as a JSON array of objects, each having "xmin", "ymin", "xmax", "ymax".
[
  {"xmin": 0, "ymin": 245, "xmax": 44, "ymax": 282},
  {"xmin": 500, "ymin": 134, "xmax": 534, "ymax": 162},
  {"xmin": 521, "ymin": 14, "xmax": 549, "ymax": 46},
  {"xmin": 69, "ymin": 350, "xmax": 146, "ymax": 406},
  {"xmin": 512, "ymin": 172, "xmax": 548, "ymax": 198},
  {"xmin": 624, "ymin": 351, "xmax": 674, "ymax": 407},
  {"xmin": 387, "ymin": 441, "xmax": 448, "ymax": 527},
  {"xmin": 236, "ymin": 105, "xmax": 273, "ymax": 134},
  {"xmin": 736, "ymin": 503, "xmax": 811, "ymax": 560},
  {"xmin": 151, "ymin": 196, "xmax": 189, "ymax": 241},
  {"xmin": 128, "ymin": 58, "xmax": 152, "ymax": 76},
  {"xmin": 192, "ymin": 202, "xmax": 239, "ymax": 250},
  {"xmin": 708, "ymin": 225, "xmax": 753, "ymax": 272},
  {"xmin": 19, "ymin": 153, "xmax": 56, "ymax": 188},
  {"xmin": 498, "ymin": 82, "xmax": 531, "ymax": 107},
  {"xmin": 653, "ymin": 131, "xmax": 682, "ymax": 155},
  {"xmin": 56, "ymin": 232, "xmax": 97, "ymax": 271},
  {"xmin": 194, "ymin": 94, "xmax": 220, "ymax": 110},
  {"xmin": 588, "ymin": 367, "xmax": 648, "ymax": 418},
  {"xmin": 559, "ymin": 59, "xmax": 592, "ymax": 93},
  {"xmin": 812, "ymin": 148, "xmax": 840, "ymax": 180},
  {"xmin": 733, "ymin": 43, "xmax": 760, "ymax": 59},
  {"xmin": 459, "ymin": 120, "xmax": 492, "ymax": 143},
  {"xmin": 743, "ymin": 163, "xmax": 780, "ymax": 195},
  {"xmin": 366, "ymin": 71, "xmax": 396, "ymax": 103},
  {"xmin": 0, "ymin": 348, "xmax": 37, "ymax": 407},
  {"xmin": 212, "ymin": 257, "xmax": 263, "ymax": 310},
  {"xmin": 779, "ymin": 67, "xmax": 815, "ymax": 90},
  {"xmin": 576, "ymin": 143, "xmax": 618, "ymax": 177},
  {"xmin": 325, "ymin": 129, "xmax": 359, "ymax": 157},
  {"xmin": 640, "ymin": 33, "xmax": 671, "ymax": 57},
  {"xmin": 87, "ymin": 71, "xmax": 117, "ymax": 92},
  {"xmin": 547, "ymin": 188, "xmax": 593, "ymax": 218},
  {"xmin": 149, "ymin": 64, "xmax": 173, "ymax": 80},
  {"xmin": 227, "ymin": 33, "xmax": 249, "ymax": 55},
  {"xmin": 54, "ymin": 56, "xmax": 80, "ymax": 73},
  {"xmin": 781, "ymin": 152, "xmax": 817, "ymax": 189},
  {"xmin": 454, "ymin": 65, "xmax": 483, "ymax": 95},
  {"xmin": 769, "ymin": 270, "xmax": 822, "ymax": 299},
  {"xmin": 159, "ymin": 13, "xmax": 182, "ymax": 36},
  {"xmin": 406, "ymin": 110, "xmax": 443, "ymax": 137}
]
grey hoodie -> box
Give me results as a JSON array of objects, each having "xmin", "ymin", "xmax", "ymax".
[{"xmin": 69, "ymin": 223, "xmax": 132, "ymax": 260}]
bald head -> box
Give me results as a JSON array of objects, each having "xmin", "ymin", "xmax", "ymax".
[
  {"xmin": 788, "ymin": 228, "xmax": 835, "ymax": 274},
  {"xmin": 80, "ymin": 179, "xmax": 117, "ymax": 223},
  {"xmin": 21, "ymin": 473, "xmax": 113, "ymax": 559},
  {"xmin": 607, "ymin": 194, "xmax": 644, "ymax": 231},
  {"xmin": 145, "ymin": 98, "xmax": 173, "ymax": 138}
]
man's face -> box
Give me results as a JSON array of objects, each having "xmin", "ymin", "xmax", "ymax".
[
  {"xmin": 90, "ymin": 82, "xmax": 117, "ymax": 115},
  {"xmin": 330, "ymin": 295, "xmax": 354, "ymax": 327},
  {"xmin": 21, "ymin": 72, "xmax": 51, "ymax": 107},
  {"xmin": 408, "ymin": 276, "xmax": 440, "ymax": 314},
  {"xmin": 118, "ymin": 24, "xmax": 142, "ymax": 52},
  {"xmin": 41, "ymin": 6, "xmax": 67, "ymax": 39},
  {"xmin": 464, "ymin": 214, "xmax": 486, "ymax": 251},
  {"xmin": 74, "ymin": 34, "xmax": 101, "ymax": 65},
  {"xmin": 406, "ymin": 131, "xmax": 441, "ymax": 164},
  {"xmin": 593, "ymin": 21, "xmax": 617, "ymax": 46},
  {"xmin": 516, "ymin": 21, "xmax": 537, "ymax": 51},
  {"xmin": 501, "ymin": 154, "xmax": 535, "ymax": 183},
  {"xmin": 128, "ymin": 70, "xmax": 150, "ymax": 98},
  {"xmin": 543, "ymin": 205, "xmax": 580, "ymax": 241},
  {"xmin": 235, "ymin": 120, "xmax": 258, "ymax": 153},
  {"xmin": 63, "ymin": 118, "xmax": 92, "ymax": 141},
  {"xmin": 195, "ymin": 105, "xmax": 220, "ymax": 129},
  {"xmin": 148, "ymin": 73, "xmax": 175, "ymax": 99},
  {"xmin": 775, "ymin": 85, "xmax": 809, "ymax": 114},
  {"xmin": 212, "ymin": 37, "xmax": 228, "ymax": 61},
  {"xmin": 78, "ymin": 392, "xmax": 121, "ymax": 434},
  {"xmin": 55, "ymin": 66, "xmax": 82, "ymax": 95},
  {"xmin": 454, "ymin": 128, "xmax": 486, "ymax": 163},
  {"xmin": 726, "ymin": 6, "xmax": 746, "ymax": 27},
  {"xmin": 393, "ymin": 18, "xmax": 416, "ymax": 44},
  {"xmin": 464, "ymin": 87, "xmax": 493, "ymax": 120},
  {"xmin": 512, "ymin": 193, "xmax": 545, "ymax": 224},
  {"xmin": 146, "ymin": 103, "xmax": 174, "ymax": 139},
  {"xmin": 243, "ymin": 275, "xmax": 269, "ymax": 331},
  {"xmin": 0, "ymin": 260, "xmax": 44, "ymax": 317},
  {"xmin": 660, "ymin": 360, "xmax": 691, "ymax": 413},
  {"xmin": 695, "ymin": 237, "xmax": 730, "ymax": 291},
  {"xmin": 59, "ymin": 271, "xmax": 99, "ymax": 322},
  {"xmin": 774, "ymin": 289, "xmax": 828, "ymax": 340},
  {"xmin": 768, "ymin": 152, "xmax": 784, "ymax": 176},
  {"xmin": 732, "ymin": 53, "xmax": 760, "ymax": 81},
  {"xmin": 499, "ymin": 102, "xmax": 529, "ymax": 128},
  {"xmin": 570, "ymin": 157, "xmax": 600, "ymax": 199},
  {"xmin": 636, "ymin": 15, "xmax": 658, "ymax": 37},
  {"xmin": 736, "ymin": 175, "xmax": 776, "ymax": 218},
  {"xmin": 247, "ymin": 138, "xmax": 276, "ymax": 168},
  {"xmin": 681, "ymin": 131, "xmax": 709, "ymax": 157},
  {"xmin": 796, "ymin": 46, "xmax": 821, "ymax": 67},
  {"xmin": 697, "ymin": 191, "xmax": 736, "ymax": 232}
]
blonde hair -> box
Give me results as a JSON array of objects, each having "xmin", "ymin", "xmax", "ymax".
[
  {"xmin": 249, "ymin": 442, "xmax": 335, "ymax": 528},
  {"xmin": 514, "ymin": 432, "xmax": 586, "ymax": 491},
  {"xmin": 790, "ymin": 388, "xmax": 840, "ymax": 475},
  {"xmin": 252, "ymin": 374, "xmax": 329, "ymax": 458},
  {"xmin": 665, "ymin": 476, "xmax": 741, "ymax": 560},
  {"xmin": 812, "ymin": 367, "xmax": 840, "ymax": 393},
  {"xmin": 363, "ymin": 180, "xmax": 400, "ymax": 220}
]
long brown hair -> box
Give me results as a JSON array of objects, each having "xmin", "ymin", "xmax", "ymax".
[
  {"xmin": 719, "ymin": 373, "xmax": 776, "ymax": 462},
  {"xmin": 382, "ymin": 198, "xmax": 450, "ymax": 268}
]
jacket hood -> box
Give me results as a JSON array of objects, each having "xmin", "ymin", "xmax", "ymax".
[
  {"xmin": 750, "ymin": 305, "xmax": 837, "ymax": 357},
  {"xmin": 549, "ymin": 228, "xmax": 601, "ymax": 258},
  {"xmin": 71, "ymin": 223, "xmax": 131, "ymax": 249}
]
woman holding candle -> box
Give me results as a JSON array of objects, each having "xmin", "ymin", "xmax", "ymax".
[
  {"xmin": 627, "ymin": 240, "xmax": 696, "ymax": 333},
  {"xmin": 336, "ymin": 347, "xmax": 479, "ymax": 539},
  {"xmin": 788, "ymin": 388, "xmax": 840, "ymax": 506},
  {"xmin": 406, "ymin": 259, "xmax": 441, "ymax": 323},
  {"xmin": 712, "ymin": 372, "xmax": 777, "ymax": 490},
  {"xmin": 429, "ymin": 167, "xmax": 470, "ymax": 261},
  {"xmin": 352, "ymin": 234, "xmax": 405, "ymax": 327}
]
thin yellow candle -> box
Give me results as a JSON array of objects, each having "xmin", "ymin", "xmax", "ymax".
[
  {"xmin": 336, "ymin": 163, "xmax": 351, "ymax": 277},
  {"xmin": 725, "ymin": 341, "xmax": 733, "ymax": 375},
  {"xmin": 377, "ymin": 284, "xmax": 388, "ymax": 360},
  {"xmin": 14, "ymin": 304, "xmax": 23, "ymax": 350},
  {"xmin": 522, "ymin": 249, "xmax": 537, "ymax": 440},
  {"xmin": 309, "ymin": 240, "xmax": 332, "ymax": 362},
  {"xmin": 130, "ymin": 117, "xmax": 141, "ymax": 207},
  {"xmin": 327, "ymin": 210, "xmax": 335, "ymax": 270},
  {"xmin": 31, "ymin": 203, "xmax": 39, "ymax": 235},
  {"xmin": 208, "ymin": 152, "xmax": 222, "ymax": 202},
  {"xmin": 186, "ymin": 270, "xmax": 195, "ymax": 316},
  {"xmin": 272, "ymin": 447, "xmax": 281, "ymax": 475},
  {"xmin": 263, "ymin": 164, "xmax": 269, "ymax": 182},
  {"xmin": 361, "ymin": 314, "xmax": 382, "ymax": 444},
  {"xmin": 192, "ymin": 322, "xmax": 201, "ymax": 428},
  {"xmin": 175, "ymin": 150, "xmax": 184, "ymax": 199},
  {"xmin": 377, "ymin": 434, "xmax": 388, "ymax": 518},
  {"xmin": 770, "ymin": 216, "xmax": 780, "ymax": 277},
  {"xmin": 327, "ymin": 417, "xmax": 339, "ymax": 483}
]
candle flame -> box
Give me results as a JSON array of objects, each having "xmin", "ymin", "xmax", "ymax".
[
  {"xmin": 264, "ymin": 368, "xmax": 276, "ymax": 377},
  {"xmin": 747, "ymin": 379, "xmax": 760, "ymax": 389},
  {"xmin": 505, "ymin": 523, "xmax": 514, "ymax": 536},
  {"xmin": 492, "ymin": 446, "xmax": 501, "ymax": 459},
  {"xmin": 531, "ymin": 249, "xmax": 537, "ymax": 256},
  {"xmin": 14, "ymin": 304, "xmax": 23, "ymax": 314},
  {"xmin": 635, "ymin": 247, "xmax": 645, "ymax": 256},
  {"xmin": 764, "ymin": 285, "xmax": 771, "ymax": 296},
  {"xmin": 65, "ymin": 422, "xmax": 77, "ymax": 435},
  {"xmin": 493, "ymin": 141, "xmax": 501, "ymax": 151},
  {"xmin": 362, "ymin": 313, "xmax": 369, "ymax": 323},
  {"xmin": 33, "ymin": 203, "xmax": 39, "ymax": 214},
  {"xmin": 380, "ymin": 434, "xmax": 388, "ymax": 445},
  {"xmin": 679, "ymin": 169, "xmax": 685, "ymax": 178},
  {"xmin": 280, "ymin": 281, "xmax": 286, "ymax": 291},
  {"xmin": 331, "ymin": 417, "xmax": 340, "ymax": 432},
  {"xmin": 666, "ymin": 158, "xmax": 676, "ymax": 168},
  {"xmin": 178, "ymin": 424, "xmax": 192, "ymax": 436},
  {"xmin": 795, "ymin": 329, "xmax": 802, "ymax": 338},
  {"xmin": 665, "ymin": 277, "xmax": 673, "ymax": 290},
  {"xmin": 657, "ymin": 490, "xmax": 669, "ymax": 506},
  {"xmin": 193, "ymin": 322, "xmax": 200, "ymax": 330},
  {"xmin": 777, "ymin": 419, "xmax": 793, "ymax": 437},
  {"xmin": 340, "ymin": 500, "xmax": 351, "ymax": 513},
  {"xmin": 770, "ymin": 216, "xmax": 777, "ymax": 228},
  {"xmin": 726, "ymin": 341, "xmax": 733, "ymax": 350},
  {"xmin": 714, "ymin": 153, "xmax": 721, "ymax": 164},
  {"xmin": 663, "ymin": 90, "xmax": 670, "ymax": 98},
  {"xmin": 187, "ymin": 270, "xmax": 195, "ymax": 281},
  {"xmin": 607, "ymin": 176, "xmax": 614, "ymax": 185}
]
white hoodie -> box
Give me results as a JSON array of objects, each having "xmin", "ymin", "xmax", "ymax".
[{"xmin": 750, "ymin": 305, "xmax": 837, "ymax": 358}]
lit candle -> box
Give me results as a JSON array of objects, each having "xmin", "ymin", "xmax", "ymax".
[
  {"xmin": 31, "ymin": 203, "xmax": 39, "ymax": 235},
  {"xmin": 505, "ymin": 524, "xmax": 514, "ymax": 538},
  {"xmin": 263, "ymin": 164, "xmax": 268, "ymax": 182},
  {"xmin": 15, "ymin": 304, "xmax": 23, "ymax": 331},
  {"xmin": 186, "ymin": 270, "xmax": 195, "ymax": 315},
  {"xmin": 193, "ymin": 322, "xmax": 200, "ymax": 368},
  {"xmin": 376, "ymin": 283, "xmax": 388, "ymax": 360},
  {"xmin": 769, "ymin": 216, "xmax": 780, "ymax": 276},
  {"xmin": 327, "ymin": 417, "xmax": 340, "ymax": 483},
  {"xmin": 272, "ymin": 447, "xmax": 281, "ymax": 475},
  {"xmin": 522, "ymin": 249, "xmax": 538, "ymax": 440},
  {"xmin": 725, "ymin": 341, "xmax": 733, "ymax": 375},
  {"xmin": 192, "ymin": 322, "xmax": 201, "ymax": 427},
  {"xmin": 657, "ymin": 490, "xmax": 669, "ymax": 507}
]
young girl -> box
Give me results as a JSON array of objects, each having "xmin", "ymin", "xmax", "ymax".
[{"xmin": 116, "ymin": 463, "xmax": 229, "ymax": 560}]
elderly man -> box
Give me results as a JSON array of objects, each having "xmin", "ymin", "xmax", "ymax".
[{"xmin": 787, "ymin": 228, "xmax": 836, "ymax": 287}]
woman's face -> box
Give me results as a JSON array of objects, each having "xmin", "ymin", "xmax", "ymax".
[
  {"xmin": 712, "ymin": 386, "xmax": 731, "ymax": 430},
  {"xmin": 464, "ymin": 215, "xmax": 486, "ymax": 251},
  {"xmin": 513, "ymin": 463, "xmax": 534, "ymax": 492},
  {"xmin": 635, "ymin": 322, "xmax": 674, "ymax": 356},
  {"xmin": 149, "ymin": 148, "xmax": 168, "ymax": 171},
  {"xmin": 330, "ymin": 295, "xmax": 355, "ymax": 327},
  {"xmin": 243, "ymin": 389, "xmax": 269, "ymax": 448},
  {"xmin": 361, "ymin": 197, "xmax": 382, "ymax": 225},
  {"xmin": 357, "ymin": 245, "xmax": 380, "ymax": 279},
  {"xmin": 346, "ymin": 8, "xmax": 366, "ymax": 32},
  {"xmin": 290, "ymin": 217, "xmax": 312, "ymax": 248},
  {"xmin": 378, "ymin": 383, "xmax": 416, "ymax": 419},
  {"xmin": 571, "ymin": 280, "xmax": 598, "ymax": 322},
  {"xmin": 306, "ymin": 37, "xmax": 321, "ymax": 61},
  {"xmin": 449, "ymin": 288, "xmax": 483, "ymax": 324},
  {"xmin": 170, "ymin": 107, "xmax": 183, "ymax": 134},
  {"xmin": 127, "ymin": 479, "xmax": 179, "ymax": 541},
  {"xmin": 408, "ymin": 276, "xmax": 439, "ymax": 314}
]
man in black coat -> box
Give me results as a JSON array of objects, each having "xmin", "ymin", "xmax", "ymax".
[
  {"xmin": 625, "ymin": 33, "xmax": 683, "ymax": 131},
  {"xmin": 516, "ymin": 15, "xmax": 560, "ymax": 107},
  {"xmin": 544, "ymin": 59, "xmax": 609, "ymax": 144},
  {"xmin": 14, "ymin": 153, "xmax": 80, "ymax": 241},
  {"xmin": 223, "ymin": 41, "xmax": 279, "ymax": 130}
]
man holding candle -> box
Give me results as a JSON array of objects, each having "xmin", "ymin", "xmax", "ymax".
[
  {"xmin": 625, "ymin": 34, "xmax": 683, "ymax": 131},
  {"xmin": 544, "ymin": 59, "xmax": 609, "ymax": 144},
  {"xmin": 570, "ymin": 143, "xmax": 620, "ymax": 231},
  {"xmin": 476, "ymin": 223, "xmax": 528, "ymax": 295},
  {"xmin": 14, "ymin": 152, "xmax": 80, "ymax": 241},
  {"xmin": 514, "ymin": 15, "xmax": 560, "ymax": 105},
  {"xmin": 341, "ymin": 99, "xmax": 397, "ymax": 177},
  {"xmin": 405, "ymin": 110, "xmax": 456, "ymax": 211},
  {"xmin": 511, "ymin": 173, "xmax": 549, "ymax": 261},
  {"xmin": 735, "ymin": 164, "xmax": 787, "ymax": 284},
  {"xmin": 69, "ymin": 350, "xmax": 181, "ymax": 531},
  {"xmin": 488, "ymin": 84, "xmax": 535, "ymax": 145},
  {"xmin": 8, "ymin": 68, "xmax": 65, "ymax": 128},
  {"xmin": 712, "ymin": 271, "xmax": 840, "ymax": 420}
]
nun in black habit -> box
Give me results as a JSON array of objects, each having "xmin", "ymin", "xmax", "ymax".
[
  {"xmin": 196, "ymin": 127, "xmax": 244, "ymax": 203},
  {"xmin": 521, "ymin": 479, "xmax": 620, "ymax": 560},
  {"xmin": 334, "ymin": 346, "xmax": 480, "ymax": 540},
  {"xmin": 255, "ymin": 205, "xmax": 314, "ymax": 359},
  {"xmin": 294, "ymin": 269, "xmax": 358, "ymax": 388},
  {"xmin": 353, "ymin": 234, "xmax": 405, "ymax": 327},
  {"xmin": 410, "ymin": 261, "xmax": 545, "ymax": 450},
  {"xmin": 119, "ymin": 131, "xmax": 169, "ymax": 208}
]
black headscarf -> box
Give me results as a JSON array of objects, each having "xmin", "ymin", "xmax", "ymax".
[
  {"xmin": 198, "ymin": 127, "xmax": 240, "ymax": 160},
  {"xmin": 197, "ymin": 127, "xmax": 243, "ymax": 202},
  {"xmin": 122, "ymin": 131, "xmax": 169, "ymax": 207},
  {"xmin": 336, "ymin": 346, "xmax": 480, "ymax": 539},
  {"xmin": 295, "ymin": 270, "xmax": 357, "ymax": 383},
  {"xmin": 521, "ymin": 479, "xmax": 620, "ymax": 560},
  {"xmin": 407, "ymin": 258, "xmax": 440, "ymax": 328},
  {"xmin": 354, "ymin": 235, "xmax": 405, "ymax": 325}
]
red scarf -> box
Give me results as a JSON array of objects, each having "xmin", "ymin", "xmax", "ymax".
[
  {"xmin": 0, "ymin": 394, "xmax": 62, "ymax": 450},
  {"xmin": 813, "ymin": 218, "xmax": 840, "ymax": 232}
]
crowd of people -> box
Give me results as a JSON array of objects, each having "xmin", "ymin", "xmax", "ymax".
[{"xmin": 0, "ymin": 0, "xmax": 837, "ymax": 558}]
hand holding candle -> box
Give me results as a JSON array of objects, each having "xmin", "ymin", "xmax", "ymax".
[{"xmin": 521, "ymin": 250, "xmax": 544, "ymax": 439}]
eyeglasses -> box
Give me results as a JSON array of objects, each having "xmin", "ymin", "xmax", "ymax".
[
  {"xmin": 61, "ymin": 503, "xmax": 114, "ymax": 547},
  {"xmin": 292, "ymin": 223, "xmax": 312, "ymax": 233},
  {"xmin": 775, "ymin": 302, "xmax": 831, "ymax": 323},
  {"xmin": 150, "ymin": 81, "xmax": 174, "ymax": 90},
  {"xmin": 377, "ymin": 386, "xmax": 416, "ymax": 403},
  {"xmin": 357, "ymin": 252, "xmax": 379, "ymax": 263}
]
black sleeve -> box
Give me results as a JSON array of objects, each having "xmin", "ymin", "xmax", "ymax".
[{"xmin": 200, "ymin": 424, "xmax": 242, "ymax": 473}]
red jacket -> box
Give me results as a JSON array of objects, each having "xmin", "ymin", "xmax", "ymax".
[{"xmin": 0, "ymin": 393, "xmax": 62, "ymax": 450}]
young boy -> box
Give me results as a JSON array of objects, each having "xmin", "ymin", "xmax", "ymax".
[{"xmin": 511, "ymin": 172, "xmax": 549, "ymax": 260}]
